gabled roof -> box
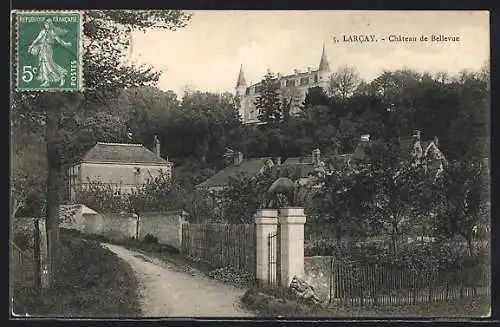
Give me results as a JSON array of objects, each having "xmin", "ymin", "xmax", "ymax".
[
  {"xmin": 283, "ymin": 156, "xmax": 313, "ymax": 165},
  {"xmin": 351, "ymin": 141, "xmax": 371, "ymax": 163},
  {"xmin": 275, "ymin": 164, "xmax": 317, "ymax": 179},
  {"xmin": 79, "ymin": 142, "xmax": 170, "ymax": 165},
  {"xmin": 196, "ymin": 157, "xmax": 272, "ymax": 188}
]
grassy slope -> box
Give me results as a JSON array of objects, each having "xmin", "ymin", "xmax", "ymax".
[
  {"xmin": 242, "ymin": 287, "xmax": 490, "ymax": 318},
  {"xmin": 12, "ymin": 231, "xmax": 142, "ymax": 317}
]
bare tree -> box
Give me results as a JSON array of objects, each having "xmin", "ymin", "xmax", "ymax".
[{"xmin": 328, "ymin": 66, "xmax": 361, "ymax": 100}]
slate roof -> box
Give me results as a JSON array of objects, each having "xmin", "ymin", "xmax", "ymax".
[
  {"xmin": 236, "ymin": 65, "xmax": 246, "ymax": 87},
  {"xmin": 319, "ymin": 44, "xmax": 330, "ymax": 72},
  {"xmin": 282, "ymin": 156, "xmax": 313, "ymax": 165},
  {"xmin": 79, "ymin": 142, "xmax": 169, "ymax": 165},
  {"xmin": 196, "ymin": 157, "xmax": 272, "ymax": 188},
  {"xmin": 275, "ymin": 164, "xmax": 317, "ymax": 179}
]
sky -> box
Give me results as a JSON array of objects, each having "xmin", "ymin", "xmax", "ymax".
[{"xmin": 128, "ymin": 11, "xmax": 489, "ymax": 97}]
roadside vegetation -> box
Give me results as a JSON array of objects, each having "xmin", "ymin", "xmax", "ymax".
[
  {"xmin": 12, "ymin": 230, "xmax": 142, "ymax": 317},
  {"xmin": 241, "ymin": 286, "xmax": 490, "ymax": 318}
]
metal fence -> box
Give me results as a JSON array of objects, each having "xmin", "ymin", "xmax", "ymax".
[
  {"xmin": 181, "ymin": 223, "xmax": 256, "ymax": 276},
  {"xmin": 328, "ymin": 258, "xmax": 490, "ymax": 306},
  {"xmin": 268, "ymin": 230, "xmax": 280, "ymax": 286}
]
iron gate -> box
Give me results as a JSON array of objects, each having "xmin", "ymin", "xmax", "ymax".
[{"xmin": 268, "ymin": 228, "xmax": 280, "ymax": 286}]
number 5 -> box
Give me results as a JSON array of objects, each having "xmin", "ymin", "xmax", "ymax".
[{"xmin": 21, "ymin": 66, "xmax": 34, "ymax": 83}]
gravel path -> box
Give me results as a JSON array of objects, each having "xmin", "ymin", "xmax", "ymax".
[{"xmin": 101, "ymin": 243, "xmax": 254, "ymax": 317}]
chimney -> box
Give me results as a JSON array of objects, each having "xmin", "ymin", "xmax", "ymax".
[
  {"xmin": 312, "ymin": 148, "xmax": 321, "ymax": 165},
  {"xmin": 433, "ymin": 136, "xmax": 439, "ymax": 147},
  {"xmin": 294, "ymin": 69, "xmax": 300, "ymax": 75},
  {"xmin": 277, "ymin": 73, "xmax": 282, "ymax": 79},
  {"xmin": 234, "ymin": 151, "xmax": 243, "ymax": 165},
  {"xmin": 412, "ymin": 130, "xmax": 421, "ymax": 140},
  {"xmin": 154, "ymin": 135, "xmax": 160, "ymax": 157},
  {"xmin": 307, "ymin": 67, "xmax": 312, "ymax": 73},
  {"xmin": 360, "ymin": 134, "xmax": 370, "ymax": 142}
]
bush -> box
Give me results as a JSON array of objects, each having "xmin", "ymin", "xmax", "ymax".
[
  {"xmin": 143, "ymin": 234, "xmax": 158, "ymax": 244},
  {"xmin": 305, "ymin": 237, "xmax": 483, "ymax": 273}
]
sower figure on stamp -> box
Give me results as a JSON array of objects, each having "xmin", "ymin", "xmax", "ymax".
[{"xmin": 28, "ymin": 18, "xmax": 72, "ymax": 87}]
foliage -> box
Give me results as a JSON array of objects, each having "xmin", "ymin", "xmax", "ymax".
[
  {"xmin": 143, "ymin": 234, "xmax": 158, "ymax": 244},
  {"xmin": 12, "ymin": 231, "xmax": 142, "ymax": 317},
  {"xmin": 83, "ymin": 10, "xmax": 192, "ymax": 90},
  {"xmin": 11, "ymin": 113, "xmax": 47, "ymax": 218},
  {"xmin": 11, "ymin": 9, "xmax": 193, "ymax": 285},
  {"xmin": 434, "ymin": 159, "xmax": 490, "ymax": 257},
  {"xmin": 328, "ymin": 66, "xmax": 361, "ymax": 100},
  {"xmin": 310, "ymin": 166, "xmax": 374, "ymax": 246},
  {"xmin": 220, "ymin": 170, "xmax": 277, "ymax": 223},
  {"xmin": 74, "ymin": 170, "xmax": 184, "ymax": 215},
  {"xmin": 128, "ymin": 170, "xmax": 182, "ymax": 214},
  {"xmin": 74, "ymin": 180, "xmax": 130, "ymax": 214},
  {"xmin": 255, "ymin": 70, "xmax": 282, "ymax": 124}
]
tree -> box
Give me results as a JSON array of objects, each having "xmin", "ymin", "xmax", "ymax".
[
  {"xmin": 328, "ymin": 66, "xmax": 361, "ymax": 100},
  {"xmin": 221, "ymin": 170, "xmax": 277, "ymax": 223},
  {"xmin": 11, "ymin": 10, "xmax": 192, "ymax": 287},
  {"xmin": 310, "ymin": 166, "xmax": 373, "ymax": 246},
  {"xmin": 11, "ymin": 125, "xmax": 47, "ymax": 219},
  {"xmin": 128, "ymin": 170, "xmax": 182, "ymax": 214},
  {"xmin": 435, "ymin": 160, "xmax": 489, "ymax": 257},
  {"xmin": 168, "ymin": 91, "xmax": 242, "ymax": 166},
  {"xmin": 361, "ymin": 140, "xmax": 416, "ymax": 254},
  {"xmin": 255, "ymin": 70, "xmax": 282, "ymax": 124},
  {"xmin": 121, "ymin": 86, "xmax": 180, "ymax": 145}
]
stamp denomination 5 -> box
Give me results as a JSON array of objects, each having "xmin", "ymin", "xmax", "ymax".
[{"xmin": 14, "ymin": 11, "xmax": 83, "ymax": 92}]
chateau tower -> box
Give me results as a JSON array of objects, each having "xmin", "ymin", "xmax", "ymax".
[
  {"xmin": 235, "ymin": 64, "xmax": 247, "ymax": 120},
  {"xmin": 236, "ymin": 45, "xmax": 333, "ymax": 124},
  {"xmin": 317, "ymin": 43, "xmax": 331, "ymax": 88}
]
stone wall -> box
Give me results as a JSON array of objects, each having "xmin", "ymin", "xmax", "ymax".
[
  {"xmin": 304, "ymin": 256, "xmax": 333, "ymax": 301},
  {"xmin": 100, "ymin": 213, "xmax": 138, "ymax": 241},
  {"xmin": 57, "ymin": 206, "xmax": 188, "ymax": 247},
  {"xmin": 138, "ymin": 211, "xmax": 188, "ymax": 250},
  {"xmin": 83, "ymin": 213, "xmax": 104, "ymax": 235}
]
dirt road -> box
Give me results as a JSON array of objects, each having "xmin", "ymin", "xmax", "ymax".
[{"xmin": 101, "ymin": 243, "xmax": 254, "ymax": 317}]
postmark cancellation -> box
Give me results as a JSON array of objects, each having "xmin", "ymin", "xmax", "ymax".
[{"xmin": 14, "ymin": 11, "xmax": 84, "ymax": 92}]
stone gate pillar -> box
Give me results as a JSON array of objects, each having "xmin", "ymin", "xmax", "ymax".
[
  {"xmin": 279, "ymin": 207, "xmax": 306, "ymax": 287},
  {"xmin": 254, "ymin": 209, "xmax": 279, "ymax": 286}
]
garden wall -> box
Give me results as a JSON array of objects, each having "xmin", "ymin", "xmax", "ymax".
[
  {"xmin": 100, "ymin": 213, "xmax": 138, "ymax": 241},
  {"xmin": 138, "ymin": 211, "xmax": 188, "ymax": 250},
  {"xmin": 304, "ymin": 256, "xmax": 332, "ymax": 301}
]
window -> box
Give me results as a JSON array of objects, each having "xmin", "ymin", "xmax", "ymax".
[
  {"xmin": 314, "ymin": 74, "xmax": 318, "ymax": 83},
  {"xmin": 134, "ymin": 167, "xmax": 142, "ymax": 184},
  {"xmin": 286, "ymin": 79, "xmax": 295, "ymax": 87},
  {"xmin": 300, "ymin": 77, "xmax": 309, "ymax": 86}
]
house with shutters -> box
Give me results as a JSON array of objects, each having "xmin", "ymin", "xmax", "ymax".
[{"xmin": 67, "ymin": 136, "xmax": 173, "ymax": 202}]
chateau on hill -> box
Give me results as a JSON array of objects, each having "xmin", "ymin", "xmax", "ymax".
[{"xmin": 235, "ymin": 45, "xmax": 331, "ymax": 124}]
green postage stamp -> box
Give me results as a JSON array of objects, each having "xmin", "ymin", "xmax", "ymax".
[{"xmin": 14, "ymin": 11, "xmax": 83, "ymax": 91}]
